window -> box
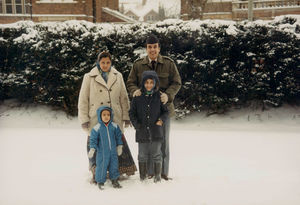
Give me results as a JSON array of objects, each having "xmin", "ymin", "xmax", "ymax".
[
  {"xmin": 15, "ymin": 0, "xmax": 22, "ymax": 13},
  {"xmin": 2, "ymin": 0, "xmax": 28, "ymax": 14},
  {"xmin": 6, "ymin": 0, "xmax": 13, "ymax": 13},
  {"xmin": 147, "ymin": 15, "xmax": 153, "ymax": 21},
  {"xmin": 0, "ymin": 0, "xmax": 3, "ymax": 13},
  {"xmin": 25, "ymin": 0, "xmax": 29, "ymax": 14}
]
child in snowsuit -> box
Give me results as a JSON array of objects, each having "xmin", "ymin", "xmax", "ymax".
[
  {"xmin": 88, "ymin": 106, "xmax": 123, "ymax": 190},
  {"xmin": 129, "ymin": 70, "xmax": 169, "ymax": 183}
]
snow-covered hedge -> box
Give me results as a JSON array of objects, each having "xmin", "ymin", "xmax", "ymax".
[{"xmin": 0, "ymin": 15, "xmax": 299, "ymax": 116}]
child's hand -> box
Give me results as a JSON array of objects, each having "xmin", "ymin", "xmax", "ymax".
[
  {"xmin": 117, "ymin": 145, "xmax": 123, "ymax": 156},
  {"xmin": 156, "ymin": 120, "xmax": 163, "ymax": 126},
  {"xmin": 88, "ymin": 148, "xmax": 95, "ymax": 159}
]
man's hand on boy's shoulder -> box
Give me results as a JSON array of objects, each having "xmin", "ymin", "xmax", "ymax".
[
  {"xmin": 160, "ymin": 92, "xmax": 168, "ymax": 104},
  {"xmin": 133, "ymin": 89, "xmax": 141, "ymax": 97}
]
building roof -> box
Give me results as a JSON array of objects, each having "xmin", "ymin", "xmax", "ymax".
[{"xmin": 102, "ymin": 7, "xmax": 139, "ymax": 23}]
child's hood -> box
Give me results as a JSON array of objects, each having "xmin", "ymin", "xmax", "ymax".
[
  {"xmin": 141, "ymin": 70, "xmax": 160, "ymax": 92},
  {"xmin": 96, "ymin": 106, "xmax": 114, "ymax": 124}
]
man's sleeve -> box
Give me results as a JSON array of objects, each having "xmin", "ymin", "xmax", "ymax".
[
  {"xmin": 126, "ymin": 63, "xmax": 140, "ymax": 97},
  {"xmin": 165, "ymin": 61, "xmax": 182, "ymax": 102}
]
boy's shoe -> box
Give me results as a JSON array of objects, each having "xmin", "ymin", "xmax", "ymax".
[
  {"xmin": 138, "ymin": 162, "xmax": 147, "ymax": 181},
  {"xmin": 111, "ymin": 179, "xmax": 122, "ymax": 189},
  {"xmin": 98, "ymin": 183, "xmax": 104, "ymax": 190},
  {"xmin": 148, "ymin": 175, "xmax": 154, "ymax": 179},
  {"xmin": 154, "ymin": 163, "xmax": 161, "ymax": 183}
]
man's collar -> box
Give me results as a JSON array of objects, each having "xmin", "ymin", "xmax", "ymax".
[{"xmin": 142, "ymin": 54, "xmax": 164, "ymax": 65}]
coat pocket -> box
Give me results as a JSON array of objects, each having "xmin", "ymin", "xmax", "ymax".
[{"xmin": 151, "ymin": 124, "xmax": 164, "ymax": 140}]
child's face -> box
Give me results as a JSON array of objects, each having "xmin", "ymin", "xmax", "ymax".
[
  {"xmin": 101, "ymin": 110, "xmax": 111, "ymax": 123},
  {"xmin": 144, "ymin": 79, "xmax": 154, "ymax": 91}
]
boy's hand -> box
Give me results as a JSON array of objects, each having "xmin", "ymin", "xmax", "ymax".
[
  {"xmin": 156, "ymin": 120, "xmax": 163, "ymax": 126},
  {"xmin": 133, "ymin": 89, "xmax": 141, "ymax": 97},
  {"xmin": 88, "ymin": 148, "xmax": 95, "ymax": 158},
  {"xmin": 117, "ymin": 145, "xmax": 123, "ymax": 156}
]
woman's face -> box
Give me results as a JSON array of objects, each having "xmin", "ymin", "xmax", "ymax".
[{"xmin": 99, "ymin": 57, "xmax": 111, "ymax": 72}]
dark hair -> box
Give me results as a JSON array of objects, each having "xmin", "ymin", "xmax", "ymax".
[
  {"xmin": 97, "ymin": 51, "xmax": 112, "ymax": 62},
  {"xmin": 146, "ymin": 34, "xmax": 160, "ymax": 46}
]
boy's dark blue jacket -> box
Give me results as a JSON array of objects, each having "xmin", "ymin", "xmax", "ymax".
[{"xmin": 129, "ymin": 71, "xmax": 169, "ymax": 143}]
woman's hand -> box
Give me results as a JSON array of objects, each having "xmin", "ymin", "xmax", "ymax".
[
  {"xmin": 81, "ymin": 122, "xmax": 89, "ymax": 130},
  {"xmin": 156, "ymin": 120, "xmax": 163, "ymax": 126},
  {"xmin": 124, "ymin": 120, "xmax": 132, "ymax": 128}
]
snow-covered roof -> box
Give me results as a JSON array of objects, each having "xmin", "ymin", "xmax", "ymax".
[
  {"xmin": 102, "ymin": 7, "xmax": 138, "ymax": 23},
  {"xmin": 125, "ymin": 7, "xmax": 158, "ymax": 21}
]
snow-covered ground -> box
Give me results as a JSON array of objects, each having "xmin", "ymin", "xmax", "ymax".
[{"xmin": 1, "ymin": 100, "xmax": 300, "ymax": 205}]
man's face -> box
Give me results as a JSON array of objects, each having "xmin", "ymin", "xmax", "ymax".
[
  {"xmin": 101, "ymin": 110, "xmax": 111, "ymax": 123},
  {"xmin": 146, "ymin": 43, "xmax": 160, "ymax": 61},
  {"xmin": 144, "ymin": 79, "xmax": 154, "ymax": 91}
]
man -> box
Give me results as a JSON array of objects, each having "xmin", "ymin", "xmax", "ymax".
[{"xmin": 127, "ymin": 34, "xmax": 182, "ymax": 180}]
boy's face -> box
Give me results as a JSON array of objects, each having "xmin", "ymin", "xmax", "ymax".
[
  {"xmin": 144, "ymin": 79, "xmax": 154, "ymax": 92},
  {"xmin": 101, "ymin": 110, "xmax": 111, "ymax": 123}
]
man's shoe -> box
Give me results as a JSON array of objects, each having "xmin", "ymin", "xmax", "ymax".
[{"xmin": 161, "ymin": 174, "xmax": 172, "ymax": 181}]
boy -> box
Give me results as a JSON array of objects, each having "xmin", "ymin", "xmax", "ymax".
[
  {"xmin": 88, "ymin": 106, "xmax": 123, "ymax": 190},
  {"xmin": 129, "ymin": 70, "xmax": 169, "ymax": 183}
]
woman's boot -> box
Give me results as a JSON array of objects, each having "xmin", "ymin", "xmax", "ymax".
[
  {"xmin": 112, "ymin": 179, "xmax": 122, "ymax": 188},
  {"xmin": 138, "ymin": 162, "xmax": 147, "ymax": 181},
  {"xmin": 154, "ymin": 163, "xmax": 161, "ymax": 183},
  {"xmin": 90, "ymin": 165, "xmax": 96, "ymax": 184}
]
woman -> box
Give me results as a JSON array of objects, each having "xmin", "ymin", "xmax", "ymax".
[{"xmin": 78, "ymin": 51, "xmax": 137, "ymax": 184}]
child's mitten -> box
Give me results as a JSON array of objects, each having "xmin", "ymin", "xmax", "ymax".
[
  {"xmin": 117, "ymin": 145, "xmax": 123, "ymax": 156},
  {"xmin": 88, "ymin": 148, "xmax": 95, "ymax": 158}
]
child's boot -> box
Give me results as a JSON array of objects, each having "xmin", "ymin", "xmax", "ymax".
[
  {"xmin": 138, "ymin": 162, "xmax": 147, "ymax": 181},
  {"xmin": 98, "ymin": 183, "xmax": 104, "ymax": 190},
  {"xmin": 112, "ymin": 179, "xmax": 122, "ymax": 188},
  {"xmin": 154, "ymin": 162, "xmax": 161, "ymax": 183}
]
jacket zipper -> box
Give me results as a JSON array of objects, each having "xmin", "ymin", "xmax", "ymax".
[
  {"xmin": 106, "ymin": 125, "xmax": 112, "ymax": 150},
  {"xmin": 100, "ymin": 129, "xmax": 105, "ymax": 180}
]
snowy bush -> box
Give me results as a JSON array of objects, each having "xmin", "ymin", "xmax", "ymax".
[{"xmin": 0, "ymin": 15, "xmax": 299, "ymax": 116}]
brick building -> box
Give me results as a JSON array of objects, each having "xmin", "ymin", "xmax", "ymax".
[
  {"xmin": 0, "ymin": 0, "xmax": 136, "ymax": 24},
  {"xmin": 181, "ymin": 0, "xmax": 300, "ymax": 21}
]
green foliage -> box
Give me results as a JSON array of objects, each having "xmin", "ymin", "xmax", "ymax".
[{"xmin": 0, "ymin": 16, "xmax": 299, "ymax": 116}]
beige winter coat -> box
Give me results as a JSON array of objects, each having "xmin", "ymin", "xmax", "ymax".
[{"xmin": 78, "ymin": 67, "xmax": 130, "ymax": 134}]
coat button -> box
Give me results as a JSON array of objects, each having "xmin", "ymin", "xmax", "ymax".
[
  {"xmin": 147, "ymin": 105, "xmax": 150, "ymax": 107},
  {"xmin": 147, "ymin": 116, "xmax": 150, "ymax": 118},
  {"xmin": 109, "ymin": 89, "xmax": 112, "ymax": 91},
  {"xmin": 101, "ymin": 102, "xmax": 103, "ymax": 105},
  {"xmin": 147, "ymin": 127, "xmax": 149, "ymax": 129},
  {"xmin": 100, "ymin": 90, "xmax": 102, "ymax": 92},
  {"xmin": 107, "ymin": 101, "xmax": 110, "ymax": 103}
]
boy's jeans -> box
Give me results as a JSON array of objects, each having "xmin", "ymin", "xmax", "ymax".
[
  {"xmin": 148, "ymin": 116, "xmax": 170, "ymax": 176},
  {"xmin": 138, "ymin": 141, "xmax": 162, "ymax": 164}
]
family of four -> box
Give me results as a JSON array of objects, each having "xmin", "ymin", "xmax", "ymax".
[{"xmin": 78, "ymin": 35, "xmax": 182, "ymax": 190}]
